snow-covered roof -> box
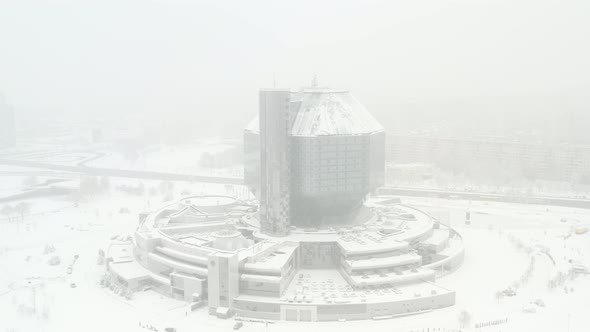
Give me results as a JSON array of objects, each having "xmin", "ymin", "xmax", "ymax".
[
  {"xmin": 245, "ymin": 89, "xmax": 384, "ymax": 137},
  {"xmin": 291, "ymin": 90, "xmax": 383, "ymax": 136},
  {"xmin": 169, "ymin": 205, "xmax": 206, "ymax": 219}
]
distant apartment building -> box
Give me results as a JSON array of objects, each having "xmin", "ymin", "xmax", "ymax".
[
  {"xmin": 387, "ymin": 135, "xmax": 590, "ymax": 183},
  {"xmin": 0, "ymin": 100, "xmax": 16, "ymax": 147}
]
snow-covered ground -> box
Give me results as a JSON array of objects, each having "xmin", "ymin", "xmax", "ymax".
[
  {"xmin": 85, "ymin": 141, "xmax": 243, "ymax": 178},
  {"xmin": 0, "ymin": 139, "xmax": 243, "ymax": 179},
  {"xmin": 1, "ymin": 180, "xmax": 589, "ymax": 331}
]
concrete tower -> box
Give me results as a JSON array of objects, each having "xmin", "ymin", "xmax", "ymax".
[{"xmin": 259, "ymin": 89, "xmax": 292, "ymax": 236}]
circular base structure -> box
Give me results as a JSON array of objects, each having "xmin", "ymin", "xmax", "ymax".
[{"xmin": 107, "ymin": 195, "xmax": 464, "ymax": 321}]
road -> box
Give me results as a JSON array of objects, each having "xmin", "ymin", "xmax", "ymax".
[
  {"xmin": 379, "ymin": 187, "xmax": 590, "ymax": 209},
  {"xmin": 0, "ymin": 158, "xmax": 243, "ymax": 185},
  {"xmin": 2, "ymin": 157, "xmax": 590, "ymax": 209}
]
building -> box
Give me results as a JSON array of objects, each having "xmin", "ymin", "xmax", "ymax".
[
  {"xmin": 258, "ymin": 89, "xmax": 292, "ymax": 236},
  {"xmin": 106, "ymin": 85, "xmax": 464, "ymax": 321},
  {"xmin": 107, "ymin": 195, "xmax": 464, "ymax": 321},
  {"xmin": 245, "ymin": 86, "xmax": 386, "ymax": 231},
  {"xmin": 0, "ymin": 95, "xmax": 16, "ymax": 148},
  {"xmin": 387, "ymin": 135, "xmax": 590, "ymax": 183}
]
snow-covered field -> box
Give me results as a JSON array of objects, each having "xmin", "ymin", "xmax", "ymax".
[
  {"xmin": 1, "ymin": 179, "xmax": 589, "ymax": 332},
  {"xmin": 0, "ymin": 139, "xmax": 244, "ymax": 179}
]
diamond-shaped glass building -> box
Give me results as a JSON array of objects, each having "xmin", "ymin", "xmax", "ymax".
[{"xmin": 245, "ymin": 87, "xmax": 385, "ymax": 233}]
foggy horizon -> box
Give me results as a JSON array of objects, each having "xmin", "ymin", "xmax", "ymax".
[{"xmin": 2, "ymin": 0, "xmax": 590, "ymax": 142}]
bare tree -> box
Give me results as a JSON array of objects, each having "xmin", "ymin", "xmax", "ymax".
[
  {"xmin": 458, "ymin": 310, "xmax": 472, "ymax": 328},
  {"xmin": 14, "ymin": 201, "xmax": 32, "ymax": 223},
  {"xmin": 495, "ymin": 290, "xmax": 504, "ymax": 303},
  {"xmin": 1, "ymin": 204, "xmax": 14, "ymax": 223},
  {"xmin": 158, "ymin": 181, "xmax": 174, "ymax": 195},
  {"xmin": 99, "ymin": 176, "xmax": 111, "ymax": 192},
  {"xmin": 79, "ymin": 176, "xmax": 101, "ymax": 197}
]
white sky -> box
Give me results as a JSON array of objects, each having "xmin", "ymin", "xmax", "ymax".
[{"xmin": 1, "ymin": 0, "xmax": 589, "ymax": 131}]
